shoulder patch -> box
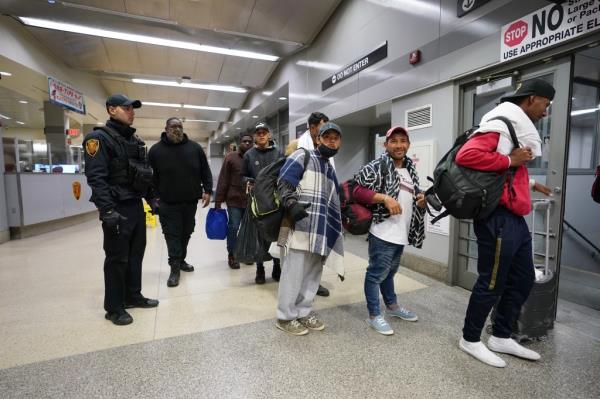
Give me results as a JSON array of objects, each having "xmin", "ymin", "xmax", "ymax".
[{"xmin": 85, "ymin": 139, "xmax": 100, "ymax": 157}]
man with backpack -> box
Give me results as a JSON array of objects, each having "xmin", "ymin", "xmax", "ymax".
[
  {"xmin": 275, "ymin": 122, "xmax": 345, "ymax": 335},
  {"xmin": 286, "ymin": 111, "xmax": 333, "ymax": 297},
  {"xmin": 353, "ymin": 126, "xmax": 426, "ymax": 335},
  {"xmin": 456, "ymin": 79, "xmax": 554, "ymax": 367},
  {"xmin": 242, "ymin": 122, "xmax": 282, "ymax": 284}
]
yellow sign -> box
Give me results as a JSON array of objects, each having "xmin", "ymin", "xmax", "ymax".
[{"xmin": 72, "ymin": 181, "xmax": 81, "ymax": 200}]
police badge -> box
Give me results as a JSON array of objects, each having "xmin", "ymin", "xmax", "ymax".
[{"xmin": 85, "ymin": 139, "xmax": 99, "ymax": 157}]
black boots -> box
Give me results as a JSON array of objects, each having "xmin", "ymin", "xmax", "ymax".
[
  {"xmin": 167, "ymin": 264, "xmax": 180, "ymax": 287},
  {"xmin": 272, "ymin": 260, "xmax": 281, "ymax": 282},
  {"xmin": 228, "ymin": 254, "xmax": 240, "ymax": 270},
  {"xmin": 180, "ymin": 261, "xmax": 195, "ymax": 272},
  {"xmin": 255, "ymin": 266, "xmax": 266, "ymax": 284}
]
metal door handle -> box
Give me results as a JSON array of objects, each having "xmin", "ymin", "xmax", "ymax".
[{"xmin": 553, "ymin": 187, "xmax": 562, "ymax": 194}]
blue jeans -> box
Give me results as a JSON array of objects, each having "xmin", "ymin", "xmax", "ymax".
[
  {"xmin": 226, "ymin": 207, "xmax": 245, "ymax": 256},
  {"xmin": 364, "ymin": 233, "xmax": 405, "ymax": 317}
]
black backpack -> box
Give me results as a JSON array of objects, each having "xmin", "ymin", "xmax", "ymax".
[
  {"xmin": 249, "ymin": 148, "xmax": 310, "ymax": 242},
  {"xmin": 425, "ymin": 116, "xmax": 519, "ymax": 224}
]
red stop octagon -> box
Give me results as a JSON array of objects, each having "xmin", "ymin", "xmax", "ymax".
[{"xmin": 504, "ymin": 20, "xmax": 528, "ymax": 47}]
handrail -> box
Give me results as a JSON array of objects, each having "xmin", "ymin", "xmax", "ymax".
[{"xmin": 563, "ymin": 220, "xmax": 600, "ymax": 259}]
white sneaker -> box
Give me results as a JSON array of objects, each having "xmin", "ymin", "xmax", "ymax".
[
  {"xmin": 488, "ymin": 336, "xmax": 541, "ymax": 361},
  {"xmin": 459, "ymin": 338, "xmax": 507, "ymax": 368}
]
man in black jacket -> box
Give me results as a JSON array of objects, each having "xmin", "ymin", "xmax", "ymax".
[
  {"xmin": 148, "ymin": 117, "xmax": 213, "ymax": 287},
  {"xmin": 242, "ymin": 122, "xmax": 282, "ymax": 284},
  {"xmin": 83, "ymin": 94, "xmax": 159, "ymax": 326}
]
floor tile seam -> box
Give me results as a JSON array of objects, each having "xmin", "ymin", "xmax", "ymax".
[{"xmin": 0, "ymin": 286, "xmax": 438, "ymax": 371}]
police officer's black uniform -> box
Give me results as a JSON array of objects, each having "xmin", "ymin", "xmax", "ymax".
[{"xmin": 83, "ymin": 94, "xmax": 158, "ymax": 326}]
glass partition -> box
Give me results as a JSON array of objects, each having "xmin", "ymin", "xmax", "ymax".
[{"xmin": 2, "ymin": 138, "xmax": 82, "ymax": 173}]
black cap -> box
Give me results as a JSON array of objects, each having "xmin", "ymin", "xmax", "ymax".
[
  {"xmin": 319, "ymin": 122, "xmax": 342, "ymax": 136},
  {"xmin": 500, "ymin": 79, "xmax": 556, "ymax": 103},
  {"xmin": 254, "ymin": 122, "xmax": 270, "ymax": 133},
  {"xmin": 106, "ymin": 94, "xmax": 142, "ymax": 108}
]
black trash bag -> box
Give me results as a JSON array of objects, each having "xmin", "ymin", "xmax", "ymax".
[{"xmin": 234, "ymin": 208, "xmax": 272, "ymax": 264}]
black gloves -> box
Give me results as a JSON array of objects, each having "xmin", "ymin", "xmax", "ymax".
[
  {"xmin": 288, "ymin": 202, "xmax": 311, "ymax": 222},
  {"xmin": 100, "ymin": 210, "xmax": 127, "ymax": 234},
  {"xmin": 148, "ymin": 198, "xmax": 160, "ymax": 215}
]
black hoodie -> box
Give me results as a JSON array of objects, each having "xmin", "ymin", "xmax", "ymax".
[{"xmin": 148, "ymin": 132, "xmax": 213, "ymax": 203}]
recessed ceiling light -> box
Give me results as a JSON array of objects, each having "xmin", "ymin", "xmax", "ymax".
[
  {"xmin": 262, "ymin": 91, "xmax": 273, "ymax": 96},
  {"xmin": 241, "ymin": 109, "xmax": 250, "ymax": 113},
  {"xmin": 278, "ymin": 96, "xmax": 287, "ymax": 100},
  {"xmin": 0, "ymin": 113, "xmax": 11, "ymax": 120},
  {"xmin": 252, "ymin": 115, "xmax": 259, "ymax": 119},
  {"xmin": 19, "ymin": 100, "xmax": 29, "ymax": 104},
  {"xmin": 132, "ymin": 78, "xmax": 246, "ymax": 93},
  {"xmin": 19, "ymin": 17, "xmax": 279, "ymax": 61},
  {"xmin": 16, "ymin": 121, "xmax": 26, "ymax": 125},
  {"xmin": 0, "ymin": 71, "xmax": 12, "ymax": 77}
]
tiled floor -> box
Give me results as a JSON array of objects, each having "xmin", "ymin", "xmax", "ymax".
[{"xmin": 0, "ymin": 210, "xmax": 599, "ymax": 398}]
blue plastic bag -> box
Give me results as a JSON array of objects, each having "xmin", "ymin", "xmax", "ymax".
[{"xmin": 205, "ymin": 208, "xmax": 228, "ymax": 240}]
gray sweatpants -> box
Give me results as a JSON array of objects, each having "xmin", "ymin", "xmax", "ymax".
[{"xmin": 276, "ymin": 248, "xmax": 324, "ymax": 321}]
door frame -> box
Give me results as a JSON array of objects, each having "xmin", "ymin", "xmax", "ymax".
[{"xmin": 451, "ymin": 57, "xmax": 573, "ymax": 294}]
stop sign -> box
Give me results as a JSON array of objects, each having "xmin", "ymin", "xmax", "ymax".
[{"xmin": 504, "ymin": 20, "xmax": 529, "ymax": 47}]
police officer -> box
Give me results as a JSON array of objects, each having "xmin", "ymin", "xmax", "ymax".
[{"xmin": 83, "ymin": 94, "xmax": 159, "ymax": 326}]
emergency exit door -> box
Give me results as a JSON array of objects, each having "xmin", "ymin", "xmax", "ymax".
[{"xmin": 455, "ymin": 59, "xmax": 571, "ymax": 292}]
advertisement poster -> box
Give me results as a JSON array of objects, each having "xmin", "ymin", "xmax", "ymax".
[{"xmin": 48, "ymin": 76, "xmax": 86, "ymax": 114}]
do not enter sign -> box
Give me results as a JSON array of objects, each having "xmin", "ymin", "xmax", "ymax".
[{"xmin": 504, "ymin": 20, "xmax": 528, "ymax": 47}]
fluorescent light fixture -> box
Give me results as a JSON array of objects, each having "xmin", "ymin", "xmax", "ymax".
[
  {"xmin": 0, "ymin": 113, "xmax": 11, "ymax": 120},
  {"xmin": 16, "ymin": 121, "xmax": 26, "ymax": 125},
  {"xmin": 571, "ymin": 107, "xmax": 599, "ymax": 116},
  {"xmin": 236, "ymin": 127, "xmax": 241, "ymax": 130},
  {"xmin": 183, "ymin": 104, "xmax": 230, "ymax": 111},
  {"xmin": 252, "ymin": 115, "xmax": 259, "ymax": 119},
  {"xmin": 278, "ymin": 96, "xmax": 287, "ymax": 100},
  {"xmin": 132, "ymin": 78, "xmax": 246, "ymax": 93},
  {"xmin": 296, "ymin": 60, "xmax": 341, "ymax": 71},
  {"xmin": 262, "ymin": 91, "xmax": 273, "ymax": 96},
  {"xmin": 19, "ymin": 100, "xmax": 29, "ymax": 104},
  {"xmin": 143, "ymin": 102, "xmax": 181, "ymax": 108},
  {"xmin": 241, "ymin": 109, "xmax": 250, "ymax": 113},
  {"xmin": 19, "ymin": 17, "xmax": 279, "ymax": 61},
  {"xmin": 33, "ymin": 142, "xmax": 47, "ymax": 152},
  {"xmin": 0, "ymin": 71, "xmax": 12, "ymax": 76},
  {"xmin": 225, "ymin": 135, "xmax": 230, "ymax": 138},
  {"xmin": 185, "ymin": 119, "xmax": 217, "ymax": 123}
]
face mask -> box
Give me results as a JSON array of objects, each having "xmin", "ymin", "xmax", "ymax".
[{"xmin": 318, "ymin": 143, "xmax": 338, "ymax": 158}]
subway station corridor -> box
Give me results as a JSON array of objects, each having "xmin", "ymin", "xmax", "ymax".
[{"xmin": 0, "ymin": 210, "xmax": 598, "ymax": 398}]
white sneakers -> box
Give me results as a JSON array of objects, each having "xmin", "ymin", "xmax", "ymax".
[
  {"xmin": 459, "ymin": 338, "xmax": 507, "ymax": 368},
  {"xmin": 487, "ymin": 336, "xmax": 541, "ymax": 360},
  {"xmin": 459, "ymin": 336, "xmax": 541, "ymax": 367}
]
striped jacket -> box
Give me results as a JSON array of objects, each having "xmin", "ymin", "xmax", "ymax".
[{"xmin": 355, "ymin": 152, "xmax": 426, "ymax": 248}]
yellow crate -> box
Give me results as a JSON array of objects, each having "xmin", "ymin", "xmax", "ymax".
[{"xmin": 143, "ymin": 200, "xmax": 157, "ymax": 228}]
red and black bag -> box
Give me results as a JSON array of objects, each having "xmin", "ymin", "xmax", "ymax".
[
  {"xmin": 340, "ymin": 178, "xmax": 373, "ymax": 235},
  {"xmin": 592, "ymin": 165, "xmax": 600, "ymax": 204}
]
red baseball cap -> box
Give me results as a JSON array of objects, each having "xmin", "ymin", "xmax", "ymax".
[{"xmin": 385, "ymin": 126, "xmax": 409, "ymax": 140}]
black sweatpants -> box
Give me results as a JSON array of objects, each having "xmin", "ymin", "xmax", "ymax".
[
  {"xmin": 158, "ymin": 201, "xmax": 198, "ymax": 267},
  {"xmin": 462, "ymin": 206, "xmax": 535, "ymax": 342},
  {"xmin": 102, "ymin": 199, "xmax": 146, "ymax": 313}
]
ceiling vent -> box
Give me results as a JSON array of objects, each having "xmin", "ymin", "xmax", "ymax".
[{"xmin": 405, "ymin": 104, "xmax": 432, "ymax": 131}]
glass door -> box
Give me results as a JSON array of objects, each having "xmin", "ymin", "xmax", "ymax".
[{"xmin": 455, "ymin": 59, "xmax": 571, "ymax": 293}]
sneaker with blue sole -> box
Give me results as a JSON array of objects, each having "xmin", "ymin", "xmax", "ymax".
[
  {"xmin": 386, "ymin": 306, "xmax": 418, "ymax": 322},
  {"xmin": 366, "ymin": 315, "xmax": 394, "ymax": 335}
]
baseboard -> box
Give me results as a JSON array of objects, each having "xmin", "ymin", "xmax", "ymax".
[
  {"xmin": 401, "ymin": 252, "xmax": 448, "ymax": 283},
  {"xmin": 9, "ymin": 212, "xmax": 97, "ymax": 239},
  {"xmin": 0, "ymin": 229, "xmax": 9, "ymax": 244}
]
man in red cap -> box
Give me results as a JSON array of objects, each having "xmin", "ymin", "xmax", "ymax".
[{"xmin": 353, "ymin": 126, "xmax": 427, "ymax": 335}]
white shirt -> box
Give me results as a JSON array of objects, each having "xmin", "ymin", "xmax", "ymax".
[{"xmin": 369, "ymin": 168, "xmax": 414, "ymax": 246}]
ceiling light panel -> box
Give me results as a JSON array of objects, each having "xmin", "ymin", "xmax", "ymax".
[
  {"xmin": 132, "ymin": 78, "xmax": 246, "ymax": 93},
  {"xmin": 183, "ymin": 104, "xmax": 230, "ymax": 111},
  {"xmin": 19, "ymin": 17, "xmax": 279, "ymax": 62}
]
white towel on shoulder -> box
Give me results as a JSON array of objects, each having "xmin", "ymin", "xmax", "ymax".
[{"xmin": 475, "ymin": 101, "xmax": 542, "ymax": 158}]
